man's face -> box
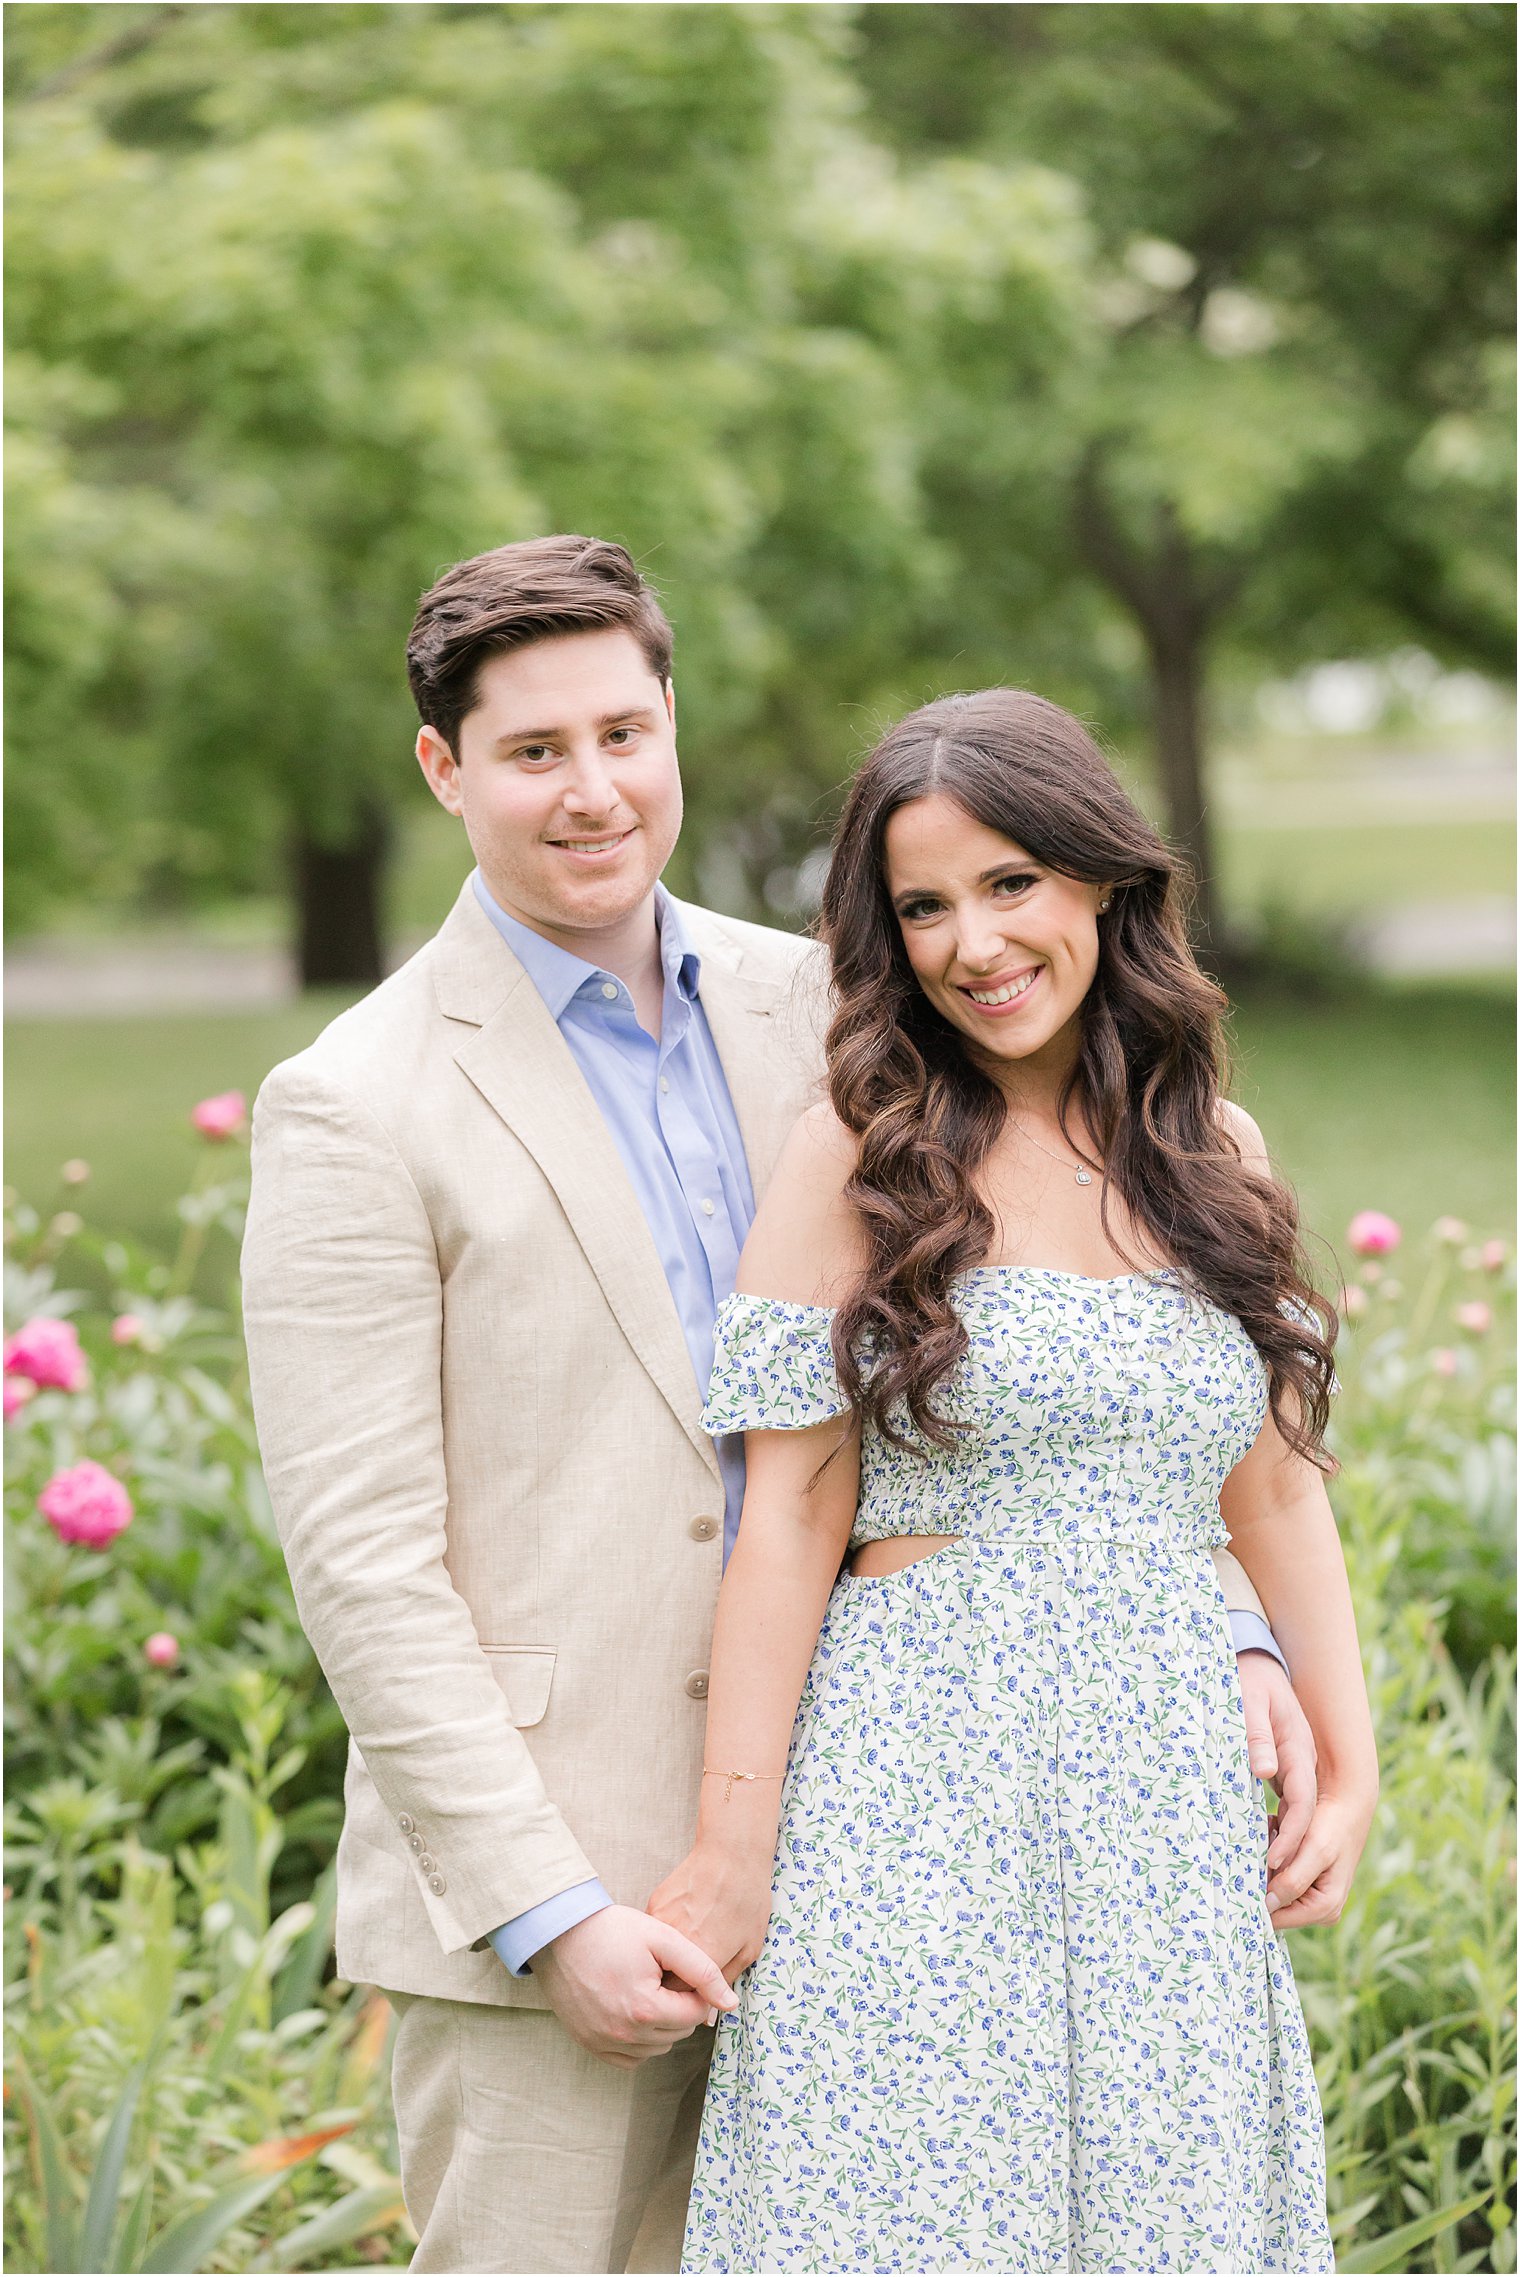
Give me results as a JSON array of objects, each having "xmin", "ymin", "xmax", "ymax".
[{"xmin": 416, "ymin": 628, "xmax": 683, "ymax": 944}]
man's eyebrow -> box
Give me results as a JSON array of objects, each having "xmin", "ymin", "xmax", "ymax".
[{"xmin": 490, "ymin": 705, "xmax": 659, "ymax": 749}]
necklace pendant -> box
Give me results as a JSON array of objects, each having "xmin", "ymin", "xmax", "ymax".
[{"xmin": 1074, "ymin": 1168, "xmax": 1093, "ymax": 1186}]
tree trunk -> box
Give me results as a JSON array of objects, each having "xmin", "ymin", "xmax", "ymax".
[
  {"xmin": 1071, "ymin": 458, "xmax": 1233, "ymax": 957},
  {"xmin": 1148, "ymin": 632, "xmax": 1217, "ymax": 951},
  {"xmin": 293, "ymin": 802, "xmax": 390, "ymax": 990}
]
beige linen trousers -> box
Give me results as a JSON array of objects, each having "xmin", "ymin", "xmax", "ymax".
[{"xmin": 241, "ymin": 880, "xmax": 1271, "ymax": 2274}]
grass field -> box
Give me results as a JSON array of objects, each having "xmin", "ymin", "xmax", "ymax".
[{"xmin": 6, "ymin": 979, "xmax": 1513, "ymax": 1296}]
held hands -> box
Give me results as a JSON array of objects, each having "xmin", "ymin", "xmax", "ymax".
[
  {"xmin": 647, "ymin": 1843, "xmax": 774, "ymax": 1988},
  {"xmin": 532, "ymin": 1904, "xmax": 736, "ymax": 2070},
  {"xmin": 1236, "ymin": 1649, "xmax": 1375, "ymax": 1929}
]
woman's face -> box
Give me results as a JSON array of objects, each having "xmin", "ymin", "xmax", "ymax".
[{"xmin": 882, "ymin": 794, "xmax": 1109, "ymax": 1076}]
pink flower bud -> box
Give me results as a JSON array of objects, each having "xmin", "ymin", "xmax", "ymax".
[
  {"xmin": 1340, "ymin": 1285, "xmax": 1368, "ymax": 1320},
  {"xmin": 1431, "ymin": 1348, "xmax": 1459, "ymax": 1378},
  {"xmin": 1432, "ymin": 1216, "xmax": 1468, "ymax": 1246},
  {"xmin": 38, "ymin": 1460, "xmax": 133, "ymax": 1548},
  {"xmin": 190, "ymin": 1091, "xmax": 247, "ymax": 1141},
  {"xmin": 143, "ymin": 1632, "xmax": 179, "ymax": 1668},
  {"xmin": 3, "ymin": 1317, "xmax": 88, "ymax": 1392},
  {"xmin": 1455, "ymin": 1301, "xmax": 1492, "ymax": 1335},
  {"xmin": 4, "ymin": 1374, "xmax": 36, "ymax": 1419},
  {"xmin": 60, "ymin": 1159, "xmax": 90, "ymax": 1187},
  {"xmin": 111, "ymin": 1314, "xmax": 144, "ymax": 1346},
  {"xmin": 1348, "ymin": 1210, "xmax": 1401, "ymax": 1257},
  {"xmin": 1481, "ymin": 1240, "xmax": 1508, "ymax": 1274}
]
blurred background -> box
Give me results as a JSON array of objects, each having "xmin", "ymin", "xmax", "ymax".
[
  {"xmin": 5, "ymin": 0, "xmax": 1515, "ymax": 1253},
  {"xmin": 4, "ymin": 7, "xmax": 1514, "ymax": 2273}
]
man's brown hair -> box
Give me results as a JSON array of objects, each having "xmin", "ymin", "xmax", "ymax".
[{"xmin": 406, "ymin": 535, "xmax": 674, "ymax": 754}]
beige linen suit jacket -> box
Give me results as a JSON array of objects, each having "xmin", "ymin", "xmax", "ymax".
[{"xmin": 242, "ymin": 879, "xmax": 1268, "ymax": 2012}]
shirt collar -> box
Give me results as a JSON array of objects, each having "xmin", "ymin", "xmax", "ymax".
[{"xmin": 472, "ymin": 871, "xmax": 701, "ymax": 1022}]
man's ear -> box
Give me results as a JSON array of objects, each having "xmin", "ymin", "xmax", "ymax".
[
  {"xmin": 416, "ymin": 726, "xmax": 463, "ymax": 816},
  {"xmin": 664, "ymin": 677, "xmax": 676, "ymax": 730}
]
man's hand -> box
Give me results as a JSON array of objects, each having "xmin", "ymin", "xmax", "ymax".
[
  {"xmin": 1236, "ymin": 1649, "xmax": 1317, "ymax": 1901},
  {"xmin": 530, "ymin": 1904, "xmax": 736, "ymax": 2070}
]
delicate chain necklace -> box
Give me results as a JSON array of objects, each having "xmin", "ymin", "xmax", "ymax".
[{"xmin": 1011, "ymin": 1117, "xmax": 1101, "ymax": 1187}]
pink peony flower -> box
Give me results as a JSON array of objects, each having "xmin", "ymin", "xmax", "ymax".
[
  {"xmin": 191, "ymin": 1091, "xmax": 247, "ymax": 1141},
  {"xmin": 111, "ymin": 1314, "xmax": 144, "ymax": 1347},
  {"xmin": 3, "ymin": 1316, "xmax": 88, "ymax": 1392},
  {"xmin": 1481, "ymin": 1240, "xmax": 1508, "ymax": 1274},
  {"xmin": 1431, "ymin": 1348, "xmax": 1459, "ymax": 1378},
  {"xmin": 38, "ymin": 1460, "xmax": 133, "ymax": 1548},
  {"xmin": 1432, "ymin": 1216, "xmax": 1468, "ymax": 1246},
  {"xmin": 4, "ymin": 1375, "xmax": 36, "ymax": 1419},
  {"xmin": 1455, "ymin": 1300, "xmax": 1492, "ymax": 1335},
  {"xmin": 1348, "ymin": 1210, "xmax": 1401, "ymax": 1257},
  {"xmin": 143, "ymin": 1631, "xmax": 179, "ymax": 1668}
]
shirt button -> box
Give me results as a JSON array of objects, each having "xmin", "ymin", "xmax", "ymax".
[
  {"xmin": 685, "ymin": 1669, "xmax": 710, "ymax": 1699},
  {"xmin": 601, "ymin": 981, "xmax": 619, "ymax": 1000},
  {"xmin": 660, "ymin": 1076, "xmax": 670, "ymax": 1094},
  {"xmin": 427, "ymin": 1874, "xmax": 447, "ymax": 1895},
  {"xmin": 408, "ymin": 1834, "xmax": 423, "ymax": 1853},
  {"xmin": 419, "ymin": 1853, "xmax": 436, "ymax": 1873},
  {"xmin": 689, "ymin": 1515, "xmax": 719, "ymax": 1541},
  {"xmin": 398, "ymin": 1814, "xmax": 415, "ymax": 1834},
  {"xmin": 700, "ymin": 1198, "xmax": 716, "ymax": 1217}
]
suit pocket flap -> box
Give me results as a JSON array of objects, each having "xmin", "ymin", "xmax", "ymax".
[{"xmin": 481, "ymin": 1645, "xmax": 556, "ymax": 1728}]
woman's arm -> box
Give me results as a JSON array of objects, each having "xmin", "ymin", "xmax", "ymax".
[
  {"xmin": 1218, "ymin": 1417, "xmax": 1378, "ymax": 1928},
  {"xmin": 648, "ymin": 1418, "xmax": 860, "ymax": 1980},
  {"xmin": 647, "ymin": 1105, "xmax": 866, "ymax": 1980}
]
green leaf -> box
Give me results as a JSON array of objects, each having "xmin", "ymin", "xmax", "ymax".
[
  {"xmin": 12, "ymin": 2049, "xmax": 81, "ymax": 2275},
  {"xmin": 113, "ymin": 2176, "xmax": 155, "ymax": 2273},
  {"xmin": 78, "ymin": 2060, "xmax": 147, "ymax": 2272},
  {"xmin": 138, "ymin": 2170, "xmax": 291, "ymax": 2275},
  {"xmin": 256, "ymin": 2180, "xmax": 407, "ymax": 2271},
  {"xmin": 272, "ymin": 1859, "xmax": 337, "ymax": 2023},
  {"xmin": 1338, "ymin": 2189, "xmax": 1492, "ymax": 2273}
]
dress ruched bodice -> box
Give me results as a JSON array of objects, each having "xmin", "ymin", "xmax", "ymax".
[{"xmin": 701, "ymin": 1267, "xmax": 1269, "ymax": 1555}]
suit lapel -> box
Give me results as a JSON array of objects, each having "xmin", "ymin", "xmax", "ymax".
[
  {"xmin": 432, "ymin": 889, "xmax": 719, "ymax": 1477},
  {"xmin": 681, "ymin": 903, "xmax": 822, "ymax": 1198}
]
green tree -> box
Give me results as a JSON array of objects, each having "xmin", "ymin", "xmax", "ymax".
[
  {"xmin": 855, "ymin": 2, "xmax": 1516, "ymax": 944},
  {"xmin": 6, "ymin": 5, "xmax": 996, "ymax": 975}
]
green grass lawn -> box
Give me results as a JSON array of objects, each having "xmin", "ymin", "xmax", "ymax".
[
  {"xmin": 1218, "ymin": 817, "xmax": 1513, "ymax": 920},
  {"xmin": 6, "ymin": 980, "xmax": 1513, "ymax": 1293}
]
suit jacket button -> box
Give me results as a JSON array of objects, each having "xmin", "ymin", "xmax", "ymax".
[
  {"xmin": 428, "ymin": 1874, "xmax": 447, "ymax": 1895},
  {"xmin": 689, "ymin": 1516, "xmax": 718, "ymax": 1541},
  {"xmin": 398, "ymin": 1814, "xmax": 415, "ymax": 1834},
  {"xmin": 685, "ymin": 1669, "xmax": 710, "ymax": 1699},
  {"xmin": 419, "ymin": 1854, "xmax": 435, "ymax": 1873},
  {"xmin": 408, "ymin": 1834, "xmax": 423, "ymax": 1852}
]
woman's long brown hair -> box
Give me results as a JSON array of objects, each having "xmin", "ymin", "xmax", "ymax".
[{"xmin": 817, "ymin": 688, "xmax": 1338, "ymax": 1465}]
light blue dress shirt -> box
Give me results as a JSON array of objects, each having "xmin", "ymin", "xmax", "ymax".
[{"xmin": 472, "ymin": 872, "xmax": 1286, "ymax": 1975}]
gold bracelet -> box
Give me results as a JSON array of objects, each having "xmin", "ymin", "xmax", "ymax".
[{"xmin": 703, "ymin": 1767, "xmax": 785, "ymax": 1804}]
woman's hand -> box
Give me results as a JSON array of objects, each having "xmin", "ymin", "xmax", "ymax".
[
  {"xmin": 1265, "ymin": 1781, "xmax": 1377, "ymax": 1929},
  {"xmin": 647, "ymin": 1842, "xmax": 775, "ymax": 1986}
]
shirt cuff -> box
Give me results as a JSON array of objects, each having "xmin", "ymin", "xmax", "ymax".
[
  {"xmin": 486, "ymin": 1880, "xmax": 614, "ymax": 1977},
  {"xmin": 1229, "ymin": 1608, "xmax": 1289, "ymax": 1676}
]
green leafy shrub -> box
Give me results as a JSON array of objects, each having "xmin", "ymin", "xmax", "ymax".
[{"xmin": 4, "ymin": 1155, "xmax": 1514, "ymax": 2271}]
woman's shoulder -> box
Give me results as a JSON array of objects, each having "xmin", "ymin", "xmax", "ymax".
[
  {"xmin": 737, "ymin": 1103, "xmax": 865, "ymax": 1305},
  {"xmin": 1216, "ymin": 1098, "xmax": 1271, "ymax": 1179}
]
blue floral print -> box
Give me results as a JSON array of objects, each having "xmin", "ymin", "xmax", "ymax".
[{"xmin": 683, "ymin": 1269, "xmax": 1333, "ymax": 2274}]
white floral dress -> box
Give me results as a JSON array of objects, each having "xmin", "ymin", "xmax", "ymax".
[{"xmin": 681, "ymin": 1269, "xmax": 1332, "ymax": 2275}]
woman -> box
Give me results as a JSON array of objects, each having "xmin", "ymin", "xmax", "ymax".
[{"xmin": 651, "ymin": 690, "xmax": 1377, "ymax": 2273}]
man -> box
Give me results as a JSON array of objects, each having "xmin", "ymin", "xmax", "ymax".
[{"xmin": 241, "ymin": 535, "xmax": 1306, "ymax": 2275}]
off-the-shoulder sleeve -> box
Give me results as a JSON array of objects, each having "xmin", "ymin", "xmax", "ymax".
[{"xmin": 700, "ymin": 1294, "xmax": 850, "ymax": 1433}]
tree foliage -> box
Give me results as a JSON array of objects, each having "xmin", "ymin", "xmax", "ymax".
[{"xmin": 6, "ymin": 4, "xmax": 1513, "ymax": 967}]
